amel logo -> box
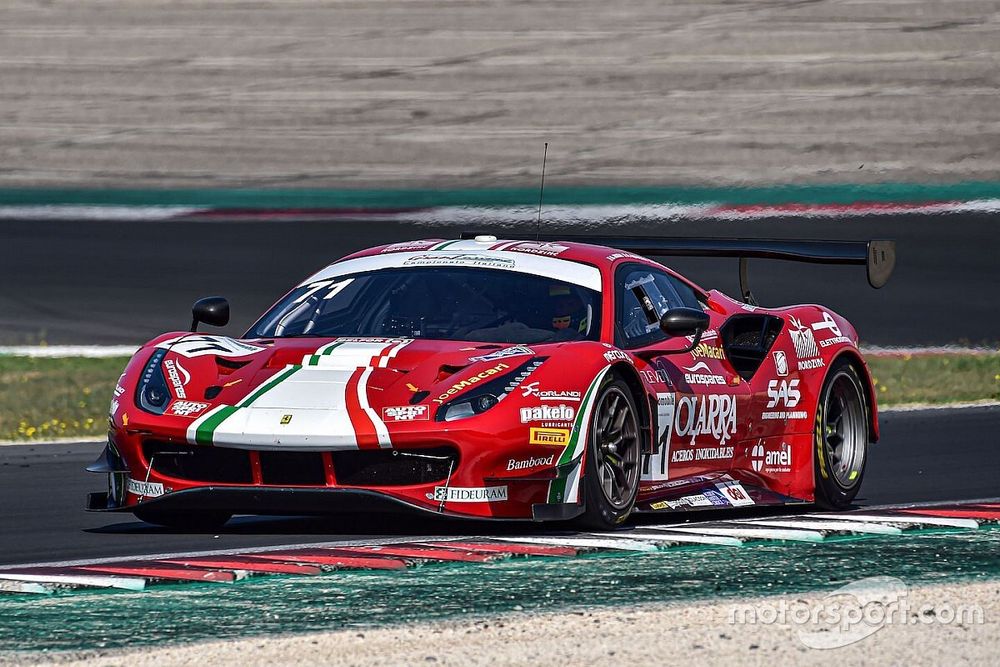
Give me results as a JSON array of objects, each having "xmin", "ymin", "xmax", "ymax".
[{"xmin": 529, "ymin": 427, "xmax": 571, "ymax": 446}]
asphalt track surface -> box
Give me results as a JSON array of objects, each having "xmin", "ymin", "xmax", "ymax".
[
  {"xmin": 0, "ymin": 405, "xmax": 996, "ymax": 567},
  {"xmin": 1, "ymin": 211, "xmax": 997, "ymax": 347}
]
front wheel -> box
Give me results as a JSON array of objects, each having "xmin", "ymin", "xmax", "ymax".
[
  {"xmin": 814, "ymin": 359, "xmax": 871, "ymax": 509},
  {"xmin": 134, "ymin": 507, "xmax": 233, "ymax": 530},
  {"xmin": 576, "ymin": 378, "xmax": 641, "ymax": 530}
]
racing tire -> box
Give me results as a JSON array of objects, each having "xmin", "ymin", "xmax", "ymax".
[
  {"xmin": 576, "ymin": 377, "xmax": 641, "ymax": 530},
  {"xmin": 134, "ymin": 507, "xmax": 233, "ymax": 530},
  {"xmin": 814, "ymin": 358, "xmax": 871, "ymax": 509}
]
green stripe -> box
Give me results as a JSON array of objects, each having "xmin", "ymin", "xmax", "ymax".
[
  {"xmin": 195, "ymin": 406, "xmax": 239, "ymax": 445},
  {"xmin": 547, "ymin": 367, "xmax": 610, "ymax": 503},
  {"xmin": 236, "ymin": 365, "xmax": 300, "ymax": 407},
  {"xmin": 2, "ymin": 182, "xmax": 1000, "ymax": 208},
  {"xmin": 432, "ymin": 240, "xmax": 463, "ymax": 250}
]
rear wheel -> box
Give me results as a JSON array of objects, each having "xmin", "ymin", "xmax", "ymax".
[
  {"xmin": 814, "ymin": 359, "xmax": 870, "ymax": 509},
  {"xmin": 577, "ymin": 377, "xmax": 641, "ymax": 530},
  {"xmin": 134, "ymin": 507, "xmax": 233, "ymax": 530}
]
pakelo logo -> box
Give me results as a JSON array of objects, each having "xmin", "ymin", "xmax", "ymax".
[
  {"xmin": 506, "ymin": 454, "xmax": 556, "ymax": 471},
  {"xmin": 716, "ymin": 480, "xmax": 754, "ymax": 506},
  {"xmin": 167, "ymin": 400, "xmax": 210, "ymax": 417},
  {"xmin": 434, "ymin": 362, "xmax": 510, "ymax": 404},
  {"xmin": 690, "ymin": 342, "xmax": 726, "ymax": 361},
  {"xmin": 427, "ymin": 486, "xmax": 508, "ymax": 503},
  {"xmin": 520, "ymin": 404, "xmax": 576, "ymax": 423},
  {"xmin": 529, "ymin": 427, "xmax": 571, "ymax": 446},
  {"xmin": 520, "ymin": 382, "xmax": 582, "ymax": 402},
  {"xmin": 751, "ymin": 441, "xmax": 793, "ymax": 473},
  {"xmin": 773, "ymin": 351, "xmax": 789, "ymax": 377},
  {"xmin": 470, "ymin": 346, "xmax": 533, "ymax": 363},
  {"xmin": 674, "ymin": 394, "xmax": 737, "ymax": 446},
  {"xmin": 382, "ymin": 405, "xmax": 429, "ymax": 422},
  {"xmin": 683, "ymin": 361, "xmax": 727, "ymax": 386},
  {"xmin": 163, "ymin": 358, "xmax": 190, "ymax": 399}
]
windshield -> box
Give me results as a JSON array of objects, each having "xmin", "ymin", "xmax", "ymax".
[{"xmin": 248, "ymin": 267, "xmax": 602, "ymax": 344}]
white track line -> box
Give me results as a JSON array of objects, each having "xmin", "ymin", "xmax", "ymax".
[
  {"xmin": 881, "ymin": 400, "xmax": 1000, "ymax": 413},
  {"xmin": 500, "ymin": 536, "xmax": 659, "ymax": 552},
  {"xmin": 0, "ymin": 580, "xmax": 50, "ymax": 595},
  {"xmin": 0, "ymin": 345, "xmax": 137, "ymax": 358},
  {"xmin": 0, "ymin": 572, "xmax": 145, "ymax": 591},
  {"xmin": 732, "ymin": 518, "xmax": 901, "ymax": 535},
  {"xmin": 645, "ymin": 525, "xmax": 825, "ymax": 542},
  {"xmin": 811, "ymin": 513, "xmax": 980, "ymax": 529},
  {"xmin": 606, "ymin": 531, "xmax": 743, "ymax": 547}
]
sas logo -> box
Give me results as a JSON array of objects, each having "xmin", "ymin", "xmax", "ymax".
[
  {"xmin": 382, "ymin": 405, "xmax": 429, "ymax": 422},
  {"xmin": 280, "ymin": 414, "xmax": 293, "ymax": 425},
  {"xmin": 529, "ymin": 427, "xmax": 571, "ymax": 446}
]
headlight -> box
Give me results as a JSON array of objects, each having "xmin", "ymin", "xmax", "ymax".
[
  {"xmin": 135, "ymin": 349, "xmax": 170, "ymax": 415},
  {"xmin": 441, "ymin": 393, "xmax": 500, "ymax": 422}
]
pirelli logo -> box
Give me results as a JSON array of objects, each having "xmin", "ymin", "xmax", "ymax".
[{"xmin": 529, "ymin": 427, "xmax": 571, "ymax": 446}]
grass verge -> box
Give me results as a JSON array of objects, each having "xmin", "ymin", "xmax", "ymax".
[{"xmin": 0, "ymin": 354, "xmax": 998, "ymax": 442}]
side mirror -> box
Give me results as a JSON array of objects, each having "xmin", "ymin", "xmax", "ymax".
[
  {"xmin": 191, "ymin": 296, "xmax": 230, "ymax": 332},
  {"xmin": 659, "ymin": 307, "xmax": 710, "ymax": 338}
]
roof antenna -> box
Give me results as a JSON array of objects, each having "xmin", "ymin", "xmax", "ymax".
[{"xmin": 535, "ymin": 142, "xmax": 548, "ymax": 240}]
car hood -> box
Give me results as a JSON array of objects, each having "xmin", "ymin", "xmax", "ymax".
[{"xmin": 150, "ymin": 334, "xmax": 553, "ymax": 449}]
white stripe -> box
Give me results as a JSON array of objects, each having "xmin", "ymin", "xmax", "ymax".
[
  {"xmin": 500, "ymin": 536, "xmax": 659, "ymax": 552},
  {"xmin": 304, "ymin": 250, "xmax": 603, "ymax": 293},
  {"xmin": 645, "ymin": 525, "xmax": 825, "ymax": 542},
  {"xmin": 0, "ymin": 572, "xmax": 146, "ymax": 591},
  {"xmin": 733, "ymin": 518, "xmax": 901, "ymax": 535},
  {"xmin": 0, "ymin": 205, "xmax": 206, "ymax": 221},
  {"xmin": 378, "ymin": 338, "xmax": 411, "ymax": 368},
  {"xmin": 0, "ymin": 580, "xmax": 50, "ymax": 594},
  {"xmin": 0, "ymin": 345, "xmax": 138, "ymax": 358},
  {"xmin": 810, "ymin": 513, "xmax": 980, "ymax": 529},
  {"xmin": 881, "ymin": 400, "xmax": 1000, "ymax": 413},
  {"xmin": 357, "ymin": 365, "xmax": 391, "ymax": 447},
  {"xmin": 594, "ymin": 531, "xmax": 743, "ymax": 547}
]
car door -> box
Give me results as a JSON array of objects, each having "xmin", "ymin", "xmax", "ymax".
[{"xmin": 614, "ymin": 263, "xmax": 750, "ymax": 484}]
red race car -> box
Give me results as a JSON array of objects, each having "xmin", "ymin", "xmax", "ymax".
[{"xmin": 87, "ymin": 234, "xmax": 895, "ymax": 529}]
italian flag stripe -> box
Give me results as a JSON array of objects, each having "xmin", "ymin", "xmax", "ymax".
[
  {"xmin": 344, "ymin": 367, "xmax": 379, "ymax": 448},
  {"xmin": 194, "ymin": 406, "xmax": 239, "ymax": 445},
  {"xmin": 432, "ymin": 239, "xmax": 462, "ymax": 250},
  {"xmin": 548, "ymin": 366, "xmax": 610, "ymax": 503},
  {"xmin": 237, "ymin": 365, "xmax": 300, "ymax": 407}
]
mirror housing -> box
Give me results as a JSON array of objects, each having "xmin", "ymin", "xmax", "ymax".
[
  {"xmin": 659, "ymin": 307, "xmax": 710, "ymax": 338},
  {"xmin": 191, "ymin": 296, "xmax": 230, "ymax": 332}
]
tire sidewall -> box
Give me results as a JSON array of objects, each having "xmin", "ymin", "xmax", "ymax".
[
  {"xmin": 581, "ymin": 377, "xmax": 640, "ymax": 529},
  {"xmin": 814, "ymin": 358, "xmax": 870, "ymax": 509}
]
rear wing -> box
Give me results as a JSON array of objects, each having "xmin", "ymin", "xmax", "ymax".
[{"xmin": 460, "ymin": 233, "xmax": 895, "ymax": 305}]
